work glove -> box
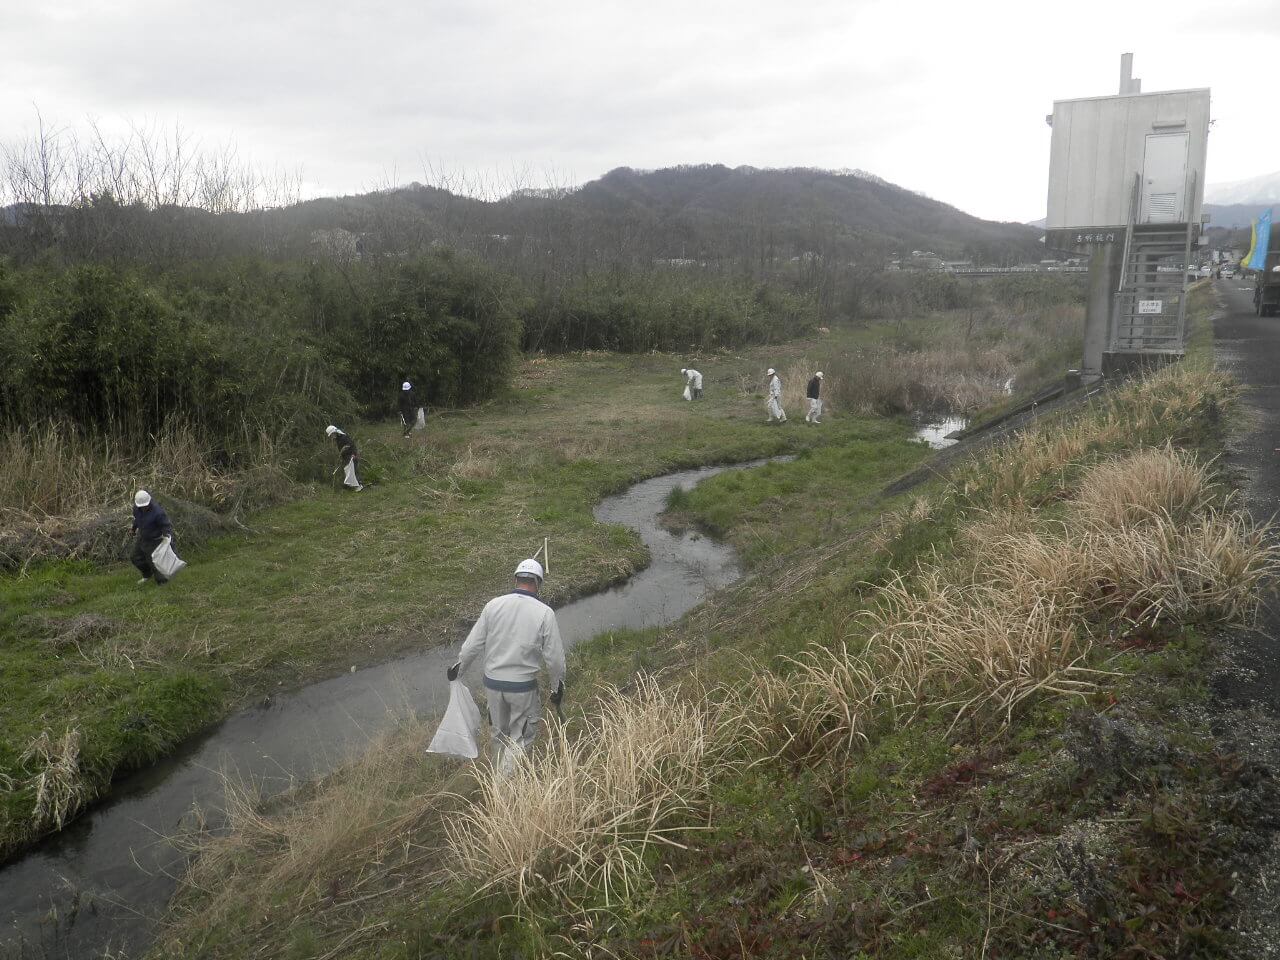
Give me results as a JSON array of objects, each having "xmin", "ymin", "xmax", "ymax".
[
  {"xmin": 549, "ymin": 680, "xmax": 565, "ymax": 707},
  {"xmin": 446, "ymin": 661, "xmax": 460, "ymax": 682}
]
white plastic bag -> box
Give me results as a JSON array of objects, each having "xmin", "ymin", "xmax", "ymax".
[
  {"xmin": 428, "ymin": 680, "xmax": 482, "ymax": 759},
  {"xmin": 150, "ymin": 536, "xmax": 186, "ymax": 579},
  {"xmin": 342, "ymin": 458, "xmax": 362, "ymax": 490},
  {"xmin": 682, "ymin": 384, "xmax": 692, "ymax": 401},
  {"xmin": 414, "ymin": 407, "xmax": 426, "ymax": 430}
]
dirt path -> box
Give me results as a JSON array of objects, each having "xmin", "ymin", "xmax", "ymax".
[{"xmin": 1209, "ymin": 277, "xmax": 1280, "ymax": 954}]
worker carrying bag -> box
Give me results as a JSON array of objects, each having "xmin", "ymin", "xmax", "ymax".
[
  {"xmin": 428, "ymin": 679, "xmax": 482, "ymax": 759},
  {"xmin": 151, "ymin": 536, "xmax": 187, "ymax": 580}
]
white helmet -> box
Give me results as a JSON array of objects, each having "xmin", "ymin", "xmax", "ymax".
[
  {"xmin": 325, "ymin": 425, "xmax": 338, "ymax": 436},
  {"xmin": 514, "ymin": 558, "xmax": 544, "ymax": 582},
  {"xmin": 816, "ymin": 371, "xmax": 824, "ymax": 379},
  {"xmin": 680, "ymin": 368, "xmax": 687, "ymax": 374},
  {"xmin": 402, "ymin": 381, "xmax": 412, "ymax": 390},
  {"xmin": 766, "ymin": 368, "xmax": 776, "ymax": 376},
  {"xmin": 134, "ymin": 489, "xmax": 152, "ymax": 508}
]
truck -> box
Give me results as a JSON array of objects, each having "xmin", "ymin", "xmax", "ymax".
[{"xmin": 1253, "ymin": 224, "xmax": 1280, "ymax": 317}]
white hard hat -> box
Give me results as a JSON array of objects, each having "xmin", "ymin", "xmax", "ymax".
[
  {"xmin": 134, "ymin": 489, "xmax": 152, "ymax": 508},
  {"xmin": 402, "ymin": 381, "xmax": 412, "ymax": 390},
  {"xmin": 514, "ymin": 558, "xmax": 544, "ymax": 582},
  {"xmin": 766, "ymin": 368, "xmax": 775, "ymax": 376},
  {"xmin": 816, "ymin": 371, "xmax": 824, "ymax": 379},
  {"xmin": 325, "ymin": 425, "xmax": 338, "ymax": 436},
  {"xmin": 680, "ymin": 368, "xmax": 687, "ymax": 374}
]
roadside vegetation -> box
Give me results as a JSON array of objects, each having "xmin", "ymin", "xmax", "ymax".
[
  {"xmin": 141, "ymin": 292, "xmax": 1277, "ymax": 958},
  {"xmin": 0, "ymin": 270, "xmax": 1085, "ymax": 869}
]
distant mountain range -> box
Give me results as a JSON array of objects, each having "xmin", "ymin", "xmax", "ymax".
[
  {"xmin": 1206, "ymin": 170, "xmax": 1280, "ymax": 206},
  {"xmin": 1025, "ymin": 203, "xmax": 1274, "ymax": 233},
  {"xmin": 1205, "ymin": 203, "xmax": 1274, "ymax": 230},
  {"xmin": 294, "ymin": 165, "xmax": 1047, "ymax": 265},
  {"xmin": 0, "ymin": 165, "xmax": 1049, "ymax": 268}
]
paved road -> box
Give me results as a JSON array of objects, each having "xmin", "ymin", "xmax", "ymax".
[
  {"xmin": 1211, "ymin": 278, "xmax": 1280, "ymax": 711},
  {"xmin": 1210, "ymin": 277, "xmax": 1280, "ymax": 954}
]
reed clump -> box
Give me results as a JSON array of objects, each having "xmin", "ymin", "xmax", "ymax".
[
  {"xmin": 445, "ymin": 677, "xmax": 735, "ymax": 909},
  {"xmin": 0, "ymin": 420, "xmax": 294, "ymax": 566},
  {"xmin": 769, "ymin": 440, "xmax": 1275, "ymax": 765},
  {"xmin": 19, "ymin": 728, "xmax": 90, "ymax": 833}
]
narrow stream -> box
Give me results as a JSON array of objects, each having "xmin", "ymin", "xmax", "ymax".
[
  {"xmin": 0, "ymin": 459, "xmax": 777, "ymax": 959},
  {"xmin": 914, "ymin": 415, "xmax": 969, "ymax": 449}
]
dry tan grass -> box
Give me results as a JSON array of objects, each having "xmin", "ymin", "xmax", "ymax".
[
  {"xmin": 164, "ymin": 714, "xmax": 472, "ymax": 955},
  {"xmin": 1073, "ymin": 444, "xmax": 1217, "ymax": 528},
  {"xmin": 769, "ymin": 431, "xmax": 1276, "ymax": 762},
  {"xmin": 1075, "ymin": 510, "xmax": 1278, "ymax": 626},
  {"xmin": 0, "ymin": 420, "xmax": 292, "ymax": 529},
  {"xmin": 869, "ymin": 494, "xmax": 943, "ymax": 555},
  {"xmin": 953, "ymin": 363, "xmax": 1236, "ymax": 510},
  {"xmin": 445, "ymin": 677, "xmax": 733, "ymax": 908},
  {"xmin": 448, "ymin": 445, "xmax": 501, "ymax": 481},
  {"xmin": 20, "ymin": 728, "xmax": 89, "ymax": 832}
]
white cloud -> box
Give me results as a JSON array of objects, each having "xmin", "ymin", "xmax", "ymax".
[{"xmin": 2, "ymin": 0, "xmax": 1276, "ymax": 221}]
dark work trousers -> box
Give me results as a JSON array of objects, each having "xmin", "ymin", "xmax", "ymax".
[
  {"xmin": 131, "ymin": 535, "xmax": 165, "ymax": 582},
  {"xmin": 693, "ymin": 387, "xmax": 703, "ymax": 400}
]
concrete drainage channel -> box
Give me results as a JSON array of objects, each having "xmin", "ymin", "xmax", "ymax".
[{"xmin": 0, "ymin": 457, "xmax": 788, "ymax": 959}]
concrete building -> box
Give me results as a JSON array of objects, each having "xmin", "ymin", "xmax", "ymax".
[{"xmin": 1045, "ymin": 54, "xmax": 1210, "ymax": 379}]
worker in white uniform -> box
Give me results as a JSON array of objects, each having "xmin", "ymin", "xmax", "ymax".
[
  {"xmin": 448, "ymin": 558, "xmax": 565, "ymax": 772},
  {"xmin": 766, "ymin": 368, "xmax": 787, "ymax": 423},
  {"xmin": 680, "ymin": 367, "xmax": 703, "ymax": 400}
]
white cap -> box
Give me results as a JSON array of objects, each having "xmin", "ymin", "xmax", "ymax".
[
  {"xmin": 402, "ymin": 381, "xmax": 412, "ymax": 390},
  {"xmin": 816, "ymin": 371, "xmax": 824, "ymax": 378},
  {"xmin": 134, "ymin": 489, "xmax": 152, "ymax": 508},
  {"xmin": 325, "ymin": 425, "xmax": 338, "ymax": 436},
  {"xmin": 766, "ymin": 368, "xmax": 775, "ymax": 376},
  {"xmin": 680, "ymin": 368, "xmax": 687, "ymax": 374},
  {"xmin": 514, "ymin": 558, "xmax": 544, "ymax": 582}
]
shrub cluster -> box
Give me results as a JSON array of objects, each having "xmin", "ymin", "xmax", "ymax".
[
  {"xmin": 520, "ymin": 275, "xmax": 818, "ymax": 353},
  {"xmin": 0, "ymin": 253, "xmax": 520, "ymax": 458}
]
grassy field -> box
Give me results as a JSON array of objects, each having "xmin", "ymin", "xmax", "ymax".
[
  {"xmin": 141, "ymin": 291, "xmax": 1280, "ymax": 960},
  {"xmin": 0, "ymin": 328, "xmax": 935, "ymax": 858}
]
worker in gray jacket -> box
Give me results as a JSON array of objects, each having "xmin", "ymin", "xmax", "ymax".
[{"xmin": 448, "ymin": 558, "xmax": 565, "ymax": 772}]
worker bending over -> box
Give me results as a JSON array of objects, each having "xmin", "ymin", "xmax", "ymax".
[
  {"xmin": 449, "ymin": 558, "xmax": 565, "ymax": 773},
  {"xmin": 680, "ymin": 367, "xmax": 703, "ymax": 400},
  {"xmin": 325, "ymin": 425, "xmax": 363, "ymax": 491}
]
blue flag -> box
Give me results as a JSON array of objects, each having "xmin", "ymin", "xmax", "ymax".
[{"xmin": 1247, "ymin": 208, "xmax": 1273, "ymax": 271}]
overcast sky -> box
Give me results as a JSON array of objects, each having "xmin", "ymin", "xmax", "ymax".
[{"xmin": 3, "ymin": 0, "xmax": 1277, "ymax": 223}]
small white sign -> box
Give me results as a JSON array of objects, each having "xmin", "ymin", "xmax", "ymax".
[{"xmin": 1137, "ymin": 300, "xmax": 1163, "ymax": 315}]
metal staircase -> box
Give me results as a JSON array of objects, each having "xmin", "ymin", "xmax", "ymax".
[{"xmin": 1110, "ymin": 173, "xmax": 1196, "ymax": 356}]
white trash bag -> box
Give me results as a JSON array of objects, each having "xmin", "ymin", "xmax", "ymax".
[
  {"xmin": 342, "ymin": 458, "xmax": 362, "ymax": 490},
  {"xmin": 428, "ymin": 679, "xmax": 482, "ymax": 759},
  {"xmin": 414, "ymin": 407, "xmax": 426, "ymax": 430},
  {"xmin": 150, "ymin": 536, "xmax": 186, "ymax": 580},
  {"xmin": 682, "ymin": 384, "xmax": 692, "ymax": 401}
]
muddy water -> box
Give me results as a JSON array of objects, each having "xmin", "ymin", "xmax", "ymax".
[
  {"xmin": 0, "ymin": 459, "xmax": 778, "ymax": 959},
  {"xmin": 914, "ymin": 415, "xmax": 969, "ymax": 449}
]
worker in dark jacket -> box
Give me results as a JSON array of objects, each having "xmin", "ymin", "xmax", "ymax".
[
  {"xmin": 326, "ymin": 425, "xmax": 364, "ymax": 491},
  {"xmin": 805, "ymin": 371, "xmax": 824, "ymax": 424},
  {"xmin": 398, "ymin": 380, "xmax": 417, "ymax": 437},
  {"xmin": 131, "ymin": 489, "xmax": 175, "ymax": 584}
]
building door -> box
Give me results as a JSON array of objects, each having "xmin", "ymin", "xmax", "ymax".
[{"xmin": 1141, "ymin": 133, "xmax": 1189, "ymax": 224}]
